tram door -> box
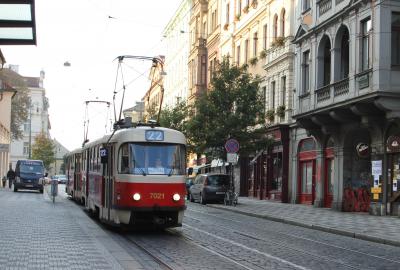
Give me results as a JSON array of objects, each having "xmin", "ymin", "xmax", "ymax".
[{"xmin": 102, "ymin": 145, "xmax": 114, "ymax": 221}]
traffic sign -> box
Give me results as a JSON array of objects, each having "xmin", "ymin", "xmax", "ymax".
[
  {"xmin": 225, "ymin": 138, "xmax": 240, "ymax": 153},
  {"xmin": 227, "ymin": 153, "xmax": 238, "ymax": 164}
]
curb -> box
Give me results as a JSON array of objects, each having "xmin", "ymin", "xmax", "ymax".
[{"xmin": 208, "ymin": 204, "xmax": 400, "ymax": 248}]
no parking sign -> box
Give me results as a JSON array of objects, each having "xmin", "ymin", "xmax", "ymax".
[{"xmin": 225, "ymin": 138, "xmax": 240, "ymax": 153}]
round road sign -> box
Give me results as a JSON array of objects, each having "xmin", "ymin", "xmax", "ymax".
[{"xmin": 225, "ymin": 138, "xmax": 240, "ymax": 153}]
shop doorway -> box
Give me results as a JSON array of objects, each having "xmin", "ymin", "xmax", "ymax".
[
  {"xmin": 324, "ymin": 138, "xmax": 335, "ymax": 207},
  {"xmin": 298, "ymin": 138, "xmax": 317, "ymax": 205}
]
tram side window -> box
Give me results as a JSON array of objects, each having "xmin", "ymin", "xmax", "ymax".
[{"xmin": 119, "ymin": 144, "xmax": 130, "ymax": 174}]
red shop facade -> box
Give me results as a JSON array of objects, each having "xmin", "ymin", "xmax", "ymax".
[{"xmin": 248, "ymin": 125, "xmax": 289, "ymax": 203}]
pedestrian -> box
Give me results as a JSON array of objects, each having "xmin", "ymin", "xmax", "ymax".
[
  {"xmin": 7, "ymin": 165, "xmax": 15, "ymax": 189},
  {"xmin": 1, "ymin": 176, "xmax": 5, "ymax": 188}
]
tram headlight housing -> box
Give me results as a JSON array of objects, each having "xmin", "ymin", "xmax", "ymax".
[
  {"xmin": 172, "ymin": 193, "xmax": 181, "ymax": 202},
  {"xmin": 132, "ymin": 193, "xmax": 141, "ymax": 201}
]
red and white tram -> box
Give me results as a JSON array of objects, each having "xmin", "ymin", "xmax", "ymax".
[{"xmin": 66, "ymin": 124, "xmax": 187, "ymax": 228}]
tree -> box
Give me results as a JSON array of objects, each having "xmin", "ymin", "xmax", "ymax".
[
  {"xmin": 186, "ymin": 57, "xmax": 271, "ymax": 160},
  {"xmin": 0, "ymin": 68, "xmax": 30, "ymax": 140},
  {"xmin": 31, "ymin": 133, "xmax": 55, "ymax": 170},
  {"xmin": 159, "ymin": 100, "xmax": 189, "ymax": 131}
]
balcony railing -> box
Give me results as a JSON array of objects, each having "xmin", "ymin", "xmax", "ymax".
[
  {"xmin": 318, "ymin": 0, "xmax": 332, "ymax": 16},
  {"xmin": 315, "ymin": 84, "xmax": 331, "ymax": 102},
  {"xmin": 264, "ymin": 37, "xmax": 293, "ymax": 67},
  {"xmin": 333, "ymin": 78, "xmax": 349, "ymax": 97},
  {"xmin": 336, "ymin": 0, "xmax": 345, "ymax": 4}
]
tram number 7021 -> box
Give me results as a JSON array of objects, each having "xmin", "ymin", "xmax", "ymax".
[{"xmin": 150, "ymin": 193, "xmax": 165, "ymax": 199}]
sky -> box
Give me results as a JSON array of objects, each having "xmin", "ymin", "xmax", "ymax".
[{"xmin": 1, "ymin": 0, "xmax": 183, "ymax": 151}]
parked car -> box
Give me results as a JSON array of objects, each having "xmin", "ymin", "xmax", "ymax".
[
  {"xmin": 51, "ymin": 175, "xmax": 67, "ymax": 184},
  {"xmin": 56, "ymin": 175, "xmax": 67, "ymax": 184},
  {"xmin": 189, "ymin": 173, "xmax": 230, "ymax": 205},
  {"xmin": 185, "ymin": 177, "xmax": 194, "ymax": 200}
]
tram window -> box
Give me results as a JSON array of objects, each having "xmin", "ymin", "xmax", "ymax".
[{"xmin": 119, "ymin": 144, "xmax": 130, "ymax": 174}]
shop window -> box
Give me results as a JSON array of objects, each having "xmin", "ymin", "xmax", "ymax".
[
  {"xmin": 299, "ymin": 138, "xmax": 316, "ymax": 152},
  {"xmin": 301, "ymin": 161, "xmax": 313, "ymax": 193}
]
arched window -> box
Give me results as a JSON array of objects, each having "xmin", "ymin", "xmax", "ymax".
[
  {"xmin": 280, "ymin": 9, "xmax": 286, "ymax": 37},
  {"xmin": 273, "ymin": 14, "xmax": 278, "ymax": 40},
  {"xmin": 317, "ymin": 36, "xmax": 331, "ymax": 87}
]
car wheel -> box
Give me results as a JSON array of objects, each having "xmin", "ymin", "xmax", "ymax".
[
  {"xmin": 200, "ymin": 193, "xmax": 206, "ymax": 205},
  {"xmin": 39, "ymin": 189, "xmax": 43, "ymax": 194},
  {"xmin": 13, "ymin": 186, "xmax": 18, "ymax": 192}
]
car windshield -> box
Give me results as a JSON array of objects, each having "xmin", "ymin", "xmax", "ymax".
[
  {"xmin": 20, "ymin": 164, "xmax": 43, "ymax": 175},
  {"xmin": 56, "ymin": 175, "xmax": 67, "ymax": 180},
  {"xmin": 208, "ymin": 175, "xmax": 230, "ymax": 187},
  {"xmin": 119, "ymin": 143, "xmax": 186, "ymax": 175}
]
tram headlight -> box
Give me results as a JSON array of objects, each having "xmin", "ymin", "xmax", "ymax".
[
  {"xmin": 172, "ymin": 193, "xmax": 181, "ymax": 202},
  {"xmin": 132, "ymin": 193, "xmax": 141, "ymax": 201}
]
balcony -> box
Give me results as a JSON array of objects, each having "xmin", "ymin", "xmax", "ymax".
[
  {"xmin": 315, "ymin": 78, "xmax": 349, "ymax": 104},
  {"xmin": 264, "ymin": 37, "xmax": 294, "ymax": 69}
]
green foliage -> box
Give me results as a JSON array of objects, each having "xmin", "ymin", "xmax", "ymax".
[
  {"xmin": 32, "ymin": 133, "xmax": 55, "ymax": 170},
  {"xmin": 0, "ymin": 68, "xmax": 30, "ymax": 140},
  {"xmin": 146, "ymin": 102, "xmax": 158, "ymax": 121},
  {"xmin": 159, "ymin": 100, "xmax": 189, "ymax": 132},
  {"xmin": 249, "ymin": 57, "xmax": 258, "ymax": 66},
  {"xmin": 276, "ymin": 105, "xmax": 286, "ymax": 118},
  {"xmin": 266, "ymin": 109, "xmax": 275, "ymax": 122},
  {"xmin": 271, "ymin": 37, "xmax": 285, "ymax": 48},
  {"xmin": 259, "ymin": 49, "xmax": 267, "ymax": 59},
  {"xmin": 186, "ymin": 57, "xmax": 272, "ymax": 159}
]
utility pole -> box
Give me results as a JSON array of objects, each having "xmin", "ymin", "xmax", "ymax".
[{"xmin": 28, "ymin": 104, "xmax": 32, "ymax": 159}]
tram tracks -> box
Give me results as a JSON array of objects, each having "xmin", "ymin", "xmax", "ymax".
[{"xmin": 184, "ymin": 210, "xmax": 400, "ymax": 269}]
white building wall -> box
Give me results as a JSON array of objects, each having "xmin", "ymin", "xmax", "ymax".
[
  {"xmin": 10, "ymin": 77, "xmax": 50, "ymax": 168},
  {"xmin": 163, "ymin": 0, "xmax": 192, "ymax": 108}
]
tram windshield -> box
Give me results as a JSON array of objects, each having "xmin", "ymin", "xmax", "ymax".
[{"xmin": 119, "ymin": 143, "xmax": 185, "ymax": 175}]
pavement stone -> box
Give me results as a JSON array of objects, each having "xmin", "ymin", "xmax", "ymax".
[
  {"xmin": 208, "ymin": 197, "xmax": 400, "ymax": 247},
  {"xmin": 0, "ymin": 186, "xmax": 140, "ymax": 269}
]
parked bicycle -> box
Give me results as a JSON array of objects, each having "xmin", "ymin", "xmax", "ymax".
[{"xmin": 224, "ymin": 188, "xmax": 238, "ymax": 206}]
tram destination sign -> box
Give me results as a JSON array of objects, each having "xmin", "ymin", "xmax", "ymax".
[{"xmin": 225, "ymin": 138, "xmax": 240, "ymax": 153}]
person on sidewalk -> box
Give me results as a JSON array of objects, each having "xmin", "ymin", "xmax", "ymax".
[
  {"xmin": 7, "ymin": 165, "xmax": 15, "ymax": 189},
  {"xmin": 1, "ymin": 176, "xmax": 5, "ymax": 188}
]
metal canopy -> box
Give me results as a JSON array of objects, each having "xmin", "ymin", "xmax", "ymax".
[{"xmin": 0, "ymin": 0, "xmax": 36, "ymax": 45}]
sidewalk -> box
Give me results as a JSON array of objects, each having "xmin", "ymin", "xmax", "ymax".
[
  {"xmin": 209, "ymin": 197, "xmax": 400, "ymax": 247},
  {"xmin": 0, "ymin": 187, "xmax": 143, "ymax": 270}
]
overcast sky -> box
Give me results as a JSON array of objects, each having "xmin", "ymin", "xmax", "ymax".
[{"xmin": 2, "ymin": 0, "xmax": 183, "ymax": 150}]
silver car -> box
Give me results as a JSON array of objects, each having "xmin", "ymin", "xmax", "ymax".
[{"xmin": 189, "ymin": 173, "xmax": 230, "ymax": 205}]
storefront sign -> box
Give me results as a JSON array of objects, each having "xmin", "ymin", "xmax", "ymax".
[
  {"xmin": 387, "ymin": 135, "xmax": 400, "ymax": 153},
  {"xmin": 371, "ymin": 187, "xmax": 382, "ymax": 194},
  {"xmin": 371, "ymin": 160, "xmax": 382, "ymax": 177},
  {"xmin": 357, "ymin": 74, "xmax": 369, "ymax": 89},
  {"xmin": 373, "ymin": 193, "xmax": 379, "ymax": 200},
  {"xmin": 356, "ymin": 143, "xmax": 369, "ymax": 158}
]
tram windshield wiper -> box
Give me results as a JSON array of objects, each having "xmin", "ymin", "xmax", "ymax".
[
  {"xmin": 168, "ymin": 166, "xmax": 174, "ymax": 177},
  {"xmin": 132, "ymin": 159, "xmax": 146, "ymax": 176}
]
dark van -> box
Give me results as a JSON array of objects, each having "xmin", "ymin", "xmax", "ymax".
[
  {"xmin": 189, "ymin": 173, "xmax": 230, "ymax": 204},
  {"xmin": 14, "ymin": 160, "xmax": 46, "ymax": 193}
]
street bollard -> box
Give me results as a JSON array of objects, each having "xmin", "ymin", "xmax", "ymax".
[{"xmin": 50, "ymin": 179, "xmax": 58, "ymax": 203}]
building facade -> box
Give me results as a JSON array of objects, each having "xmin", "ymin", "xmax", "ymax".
[
  {"xmin": 49, "ymin": 139, "xmax": 69, "ymax": 176},
  {"xmin": 292, "ymin": 0, "xmax": 400, "ymax": 215},
  {"xmin": 162, "ymin": 0, "xmax": 192, "ymax": 109},
  {"xmin": 10, "ymin": 69, "xmax": 50, "ymax": 168},
  {"xmin": 188, "ymin": 0, "xmax": 209, "ymax": 105},
  {"xmin": 0, "ymin": 54, "xmax": 16, "ymax": 180},
  {"xmin": 142, "ymin": 56, "xmax": 165, "ymax": 121}
]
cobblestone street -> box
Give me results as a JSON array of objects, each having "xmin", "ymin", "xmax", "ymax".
[{"xmin": 0, "ymin": 187, "xmax": 131, "ymax": 270}]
